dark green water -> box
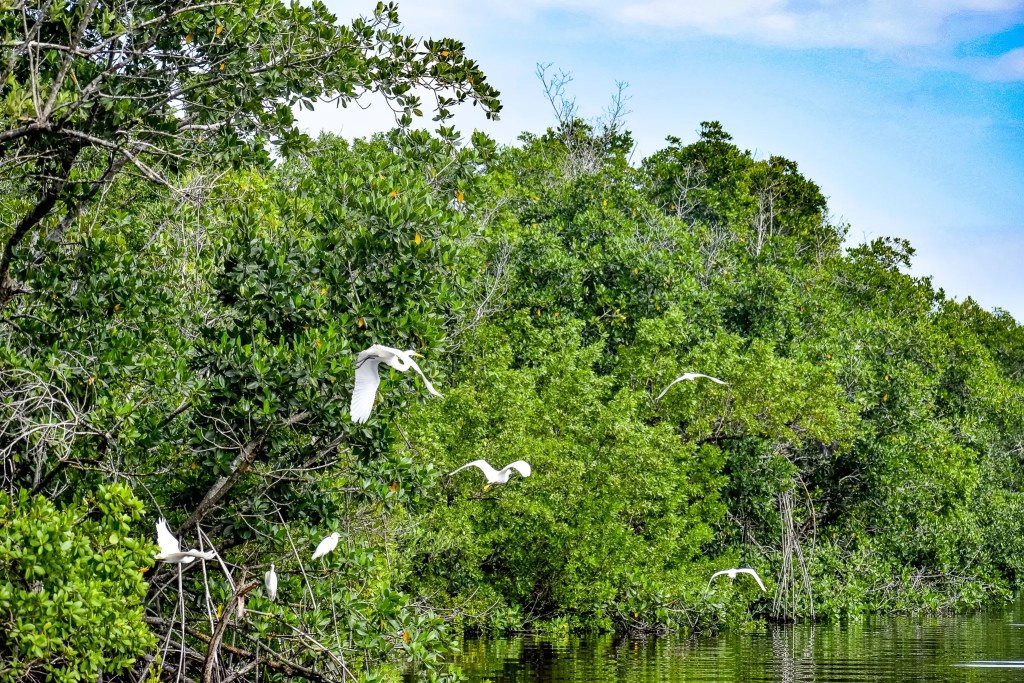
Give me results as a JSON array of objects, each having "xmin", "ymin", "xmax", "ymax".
[{"xmin": 453, "ymin": 602, "xmax": 1024, "ymax": 682}]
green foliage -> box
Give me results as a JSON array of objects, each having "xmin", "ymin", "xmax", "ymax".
[
  {"xmin": 0, "ymin": 485, "xmax": 155, "ymax": 682},
  {"xmin": 0, "ymin": 0, "xmax": 500, "ymax": 309},
  {"xmin": 393, "ymin": 115, "xmax": 1024, "ymax": 632},
  {"xmin": 401, "ymin": 317, "xmax": 727, "ymax": 631},
  {"xmin": 2, "ymin": 40, "xmax": 1024, "ymax": 678},
  {"xmin": 1, "ymin": 122, "xmax": 499, "ymax": 679}
]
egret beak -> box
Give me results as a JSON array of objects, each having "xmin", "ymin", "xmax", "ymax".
[{"xmin": 410, "ymin": 352, "xmax": 424, "ymax": 358}]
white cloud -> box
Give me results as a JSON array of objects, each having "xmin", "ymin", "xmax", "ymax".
[
  {"xmin": 333, "ymin": 1, "xmax": 1024, "ymax": 52},
  {"xmin": 978, "ymin": 46, "xmax": 1024, "ymax": 79},
  {"xmin": 612, "ymin": 0, "xmax": 1024, "ymax": 50},
  {"xmin": 331, "ymin": 0, "xmax": 1024, "ymax": 49},
  {"xmin": 376, "ymin": 0, "xmax": 1024, "ymax": 50},
  {"xmin": 330, "ymin": 0, "xmax": 1024, "ymax": 82}
]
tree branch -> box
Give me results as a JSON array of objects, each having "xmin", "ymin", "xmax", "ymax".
[
  {"xmin": 204, "ymin": 576, "xmax": 259, "ymax": 682},
  {"xmin": 181, "ymin": 411, "xmax": 310, "ymax": 530},
  {"xmin": 147, "ymin": 616, "xmax": 339, "ymax": 683},
  {"xmin": 0, "ymin": 142, "xmax": 81, "ymax": 310},
  {"xmin": 41, "ymin": 0, "xmax": 101, "ymax": 119}
]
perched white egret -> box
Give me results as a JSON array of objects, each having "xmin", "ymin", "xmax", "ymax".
[
  {"xmin": 155, "ymin": 519, "xmax": 216, "ymax": 564},
  {"xmin": 656, "ymin": 373, "xmax": 728, "ymax": 400},
  {"xmin": 351, "ymin": 344, "xmax": 442, "ymax": 423},
  {"xmin": 265, "ymin": 564, "xmax": 278, "ymax": 601},
  {"xmin": 450, "ymin": 459, "xmax": 532, "ymax": 485},
  {"xmin": 706, "ymin": 567, "xmax": 767, "ymax": 592},
  {"xmin": 312, "ymin": 532, "xmax": 341, "ymax": 560}
]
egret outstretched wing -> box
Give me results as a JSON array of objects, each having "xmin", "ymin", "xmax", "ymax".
[
  {"xmin": 450, "ymin": 459, "xmax": 501, "ymax": 480},
  {"xmin": 656, "ymin": 373, "xmax": 728, "ymax": 401},
  {"xmin": 400, "ymin": 352, "xmax": 443, "ymax": 397},
  {"xmin": 350, "ymin": 345, "xmax": 442, "ymax": 423},
  {"xmin": 736, "ymin": 567, "xmax": 767, "ymax": 592},
  {"xmin": 351, "ymin": 357, "xmax": 382, "ymax": 423},
  {"xmin": 155, "ymin": 519, "xmax": 216, "ymax": 563},
  {"xmin": 506, "ymin": 460, "xmax": 532, "ymax": 478},
  {"xmin": 706, "ymin": 569, "xmax": 732, "ymax": 591},
  {"xmin": 706, "ymin": 567, "xmax": 766, "ymax": 592},
  {"xmin": 450, "ymin": 459, "xmax": 532, "ymax": 484},
  {"xmin": 156, "ymin": 518, "xmax": 181, "ymax": 556}
]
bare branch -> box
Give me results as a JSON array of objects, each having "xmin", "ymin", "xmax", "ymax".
[{"xmin": 182, "ymin": 411, "xmax": 311, "ymax": 530}]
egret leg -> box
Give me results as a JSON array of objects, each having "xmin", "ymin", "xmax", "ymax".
[
  {"xmin": 157, "ymin": 571, "xmax": 179, "ymax": 679},
  {"xmin": 276, "ymin": 508, "xmax": 317, "ymax": 612},
  {"xmin": 177, "ymin": 564, "xmax": 185, "ymax": 683}
]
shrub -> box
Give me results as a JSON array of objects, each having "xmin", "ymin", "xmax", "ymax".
[{"xmin": 0, "ymin": 484, "xmax": 156, "ymax": 683}]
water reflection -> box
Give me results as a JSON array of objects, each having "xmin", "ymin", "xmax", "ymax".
[{"xmin": 450, "ymin": 600, "xmax": 1024, "ymax": 682}]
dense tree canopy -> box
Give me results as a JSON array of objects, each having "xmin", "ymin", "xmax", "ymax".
[
  {"xmin": 0, "ymin": 0, "xmax": 499, "ymax": 308},
  {"xmin": 3, "ymin": 8, "xmax": 1024, "ymax": 679}
]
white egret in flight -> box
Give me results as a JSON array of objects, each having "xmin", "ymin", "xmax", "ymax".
[
  {"xmin": 450, "ymin": 459, "xmax": 532, "ymax": 485},
  {"xmin": 351, "ymin": 345, "xmax": 442, "ymax": 423},
  {"xmin": 706, "ymin": 567, "xmax": 767, "ymax": 592},
  {"xmin": 656, "ymin": 373, "xmax": 728, "ymax": 400},
  {"xmin": 155, "ymin": 519, "xmax": 216, "ymax": 564},
  {"xmin": 312, "ymin": 532, "xmax": 341, "ymax": 560},
  {"xmin": 265, "ymin": 564, "xmax": 278, "ymax": 601}
]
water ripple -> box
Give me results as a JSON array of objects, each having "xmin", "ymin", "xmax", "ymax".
[{"xmin": 448, "ymin": 603, "xmax": 1024, "ymax": 682}]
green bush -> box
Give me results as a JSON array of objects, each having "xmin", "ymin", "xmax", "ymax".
[{"xmin": 0, "ymin": 484, "xmax": 156, "ymax": 683}]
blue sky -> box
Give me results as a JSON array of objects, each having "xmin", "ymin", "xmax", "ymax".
[{"xmin": 308, "ymin": 1, "xmax": 1024, "ymax": 320}]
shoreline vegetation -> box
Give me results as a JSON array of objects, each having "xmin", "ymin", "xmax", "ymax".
[{"xmin": 3, "ymin": 2, "xmax": 1023, "ymax": 681}]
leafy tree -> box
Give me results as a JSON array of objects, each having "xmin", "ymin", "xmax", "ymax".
[
  {"xmin": 397, "ymin": 115, "xmax": 1024, "ymax": 628},
  {"xmin": 3, "ymin": 42, "xmax": 1024, "ymax": 680},
  {"xmin": 0, "ymin": 126, "xmax": 498, "ymax": 678},
  {"xmin": 401, "ymin": 317, "xmax": 729, "ymax": 632},
  {"xmin": 0, "ymin": 484, "xmax": 155, "ymax": 682},
  {"xmin": 0, "ymin": 0, "xmax": 500, "ymax": 308}
]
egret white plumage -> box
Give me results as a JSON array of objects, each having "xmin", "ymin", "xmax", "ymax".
[
  {"xmin": 312, "ymin": 532, "xmax": 341, "ymax": 560},
  {"xmin": 656, "ymin": 372, "xmax": 728, "ymax": 400},
  {"xmin": 450, "ymin": 459, "xmax": 532, "ymax": 484},
  {"xmin": 706, "ymin": 567, "xmax": 766, "ymax": 592},
  {"xmin": 265, "ymin": 564, "xmax": 278, "ymax": 601},
  {"xmin": 154, "ymin": 519, "xmax": 216, "ymax": 564},
  {"xmin": 351, "ymin": 344, "xmax": 442, "ymax": 423}
]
